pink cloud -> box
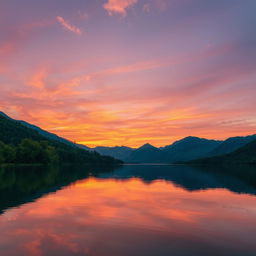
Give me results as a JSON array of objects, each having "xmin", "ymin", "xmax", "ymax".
[
  {"xmin": 103, "ymin": 0, "xmax": 138, "ymax": 16},
  {"xmin": 56, "ymin": 16, "xmax": 82, "ymax": 35}
]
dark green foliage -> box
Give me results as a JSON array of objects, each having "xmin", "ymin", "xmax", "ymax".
[
  {"xmin": 16, "ymin": 139, "xmax": 59, "ymax": 164},
  {"xmin": 0, "ymin": 113, "xmax": 122, "ymax": 165},
  {"xmin": 0, "ymin": 139, "xmax": 58, "ymax": 164},
  {"xmin": 0, "ymin": 141, "xmax": 16, "ymax": 163},
  {"xmin": 0, "ymin": 149, "xmax": 3, "ymax": 164}
]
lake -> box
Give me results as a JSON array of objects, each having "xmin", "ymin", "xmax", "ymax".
[{"xmin": 0, "ymin": 164, "xmax": 256, "ymax": 256}]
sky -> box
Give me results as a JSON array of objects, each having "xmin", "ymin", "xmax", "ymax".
[{"xmin": 0, "ymin": 0, "xmax": 256, "ymax": 147}]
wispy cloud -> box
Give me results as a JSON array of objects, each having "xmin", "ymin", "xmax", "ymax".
[
  {"xmin": 103, "ymin": 0, "xmax": 138, "ymax": 16},
  {"xmin": 56, "ymin": 16, "xmax": 82, "ymax": 35}
]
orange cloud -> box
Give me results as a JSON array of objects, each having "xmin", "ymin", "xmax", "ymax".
[
  {"xmin": 103, "ymin": 0, "xmax": 138, "ymax": 16},
  {"xmin": 56, "ymin": 16, "xmax": 82, "ymax": 35},
  {"xmin": 27, "ymin": 68, "xmax": 48, "ymax": 89},
  {"xmin": 3, "ymin": 55, "xmax": 255, "ymax": 148},
  {"xmin": 1, "ymin": 39, "xmax": 255, "ymax": 148}
]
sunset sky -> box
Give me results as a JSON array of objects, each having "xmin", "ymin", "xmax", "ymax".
[{"xmin": 1, "ymin": 0, "xmax": 255, "ymax": 147}]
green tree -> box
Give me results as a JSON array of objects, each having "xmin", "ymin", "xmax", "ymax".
[
  {"xmin": 0, "ymin": 141, "xmax": 16, "ymax": 163},
  {"xmin": 16, "ymin": 139, "xmax": 41, "ymax": 163},
  {"xmin": 3, "ymin": 144, "xmax": 15, "ymax": 163},
  {"xmin": 16, "ymin": 139, "xmax": 59, "ymax": 164},
  {"xmin": 0, "ymin": 148, "xmax": 3, "ymax": 164},
  {"xmin": 37, "ymin": 141, "xmax": 59, "ymax": 164}
]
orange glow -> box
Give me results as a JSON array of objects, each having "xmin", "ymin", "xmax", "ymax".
[
  {"xmin": 103, "ymin": 0, "xmax": 138, "ymax": 16},
  {"xmin": 1, "ymin": 1, "xmax": 255, "ymax": 147},
  {"xmin": 2, "ymin": 55, "xmax": 255, "ymax": 147}
]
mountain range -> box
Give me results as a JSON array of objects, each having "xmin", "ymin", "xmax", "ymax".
[
  {"xmin": 1, "ymin": 111, "xmax": 255, "ymax": 164},
  {"xmin": 90, "ymin": 135, "xmax": 256, "ymax": 163}
]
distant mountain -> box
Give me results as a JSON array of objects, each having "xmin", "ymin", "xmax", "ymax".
[
  {"xmin": 125, "ymin": 143, "xmax": 168, "ymax": 163},
  {"xmin": 92, "ymin": 135, "xmax": 256, "ymax": 163},
  {"xmin": 93, "ymin": 146, "xmax": 134, "ymax": 161},
  {"xmin": 162, "ymin": 136, "xmax": 222, "ymax": 162},
  {"xmin": 76, "ymin": 144, "xmax": 92, "ymax": 151},
  {"xmin": 207, "ymin": 134, "xmax": 256, "ymax": 157},
  {"xmin": 0, "ymin": 111, "xmax": 121, "ymax": 164},
  {"xmin": 188, "ymin": 139, "xmax": 256, "ymax": 164}
]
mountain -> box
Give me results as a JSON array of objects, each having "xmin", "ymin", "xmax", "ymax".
[
  {"xmin": 0, "ymin": 111, "xmax": 121, "ymax": 164},
  {"xmin": 93, "ymin": 146, "xmax": 134, "ymax": 161},
  {"xmin": 207, "ymin": 134, "xmax": 256, "ymax": 157},
  {"xmin": 78, "ymin": 135, "xmax": 256, "ymax": 164},
  {"xmin": 0, "ymin": 111, "xmax": 12, "ymax": 119},
  {"xmin": 162, "ymin": 136, "xmax": 222, "ymax": 162},
  {"xmin": 76, "ymin": 144, "xmax": 91, "ymax": 151},
  {"xmin": 0, "ymin": 112, "xmax": 92, "ymax": 150},
  {"xmin": 125, "ymin": 143, "xmax": 168, "ymax": 163},
  {"xmin": 20, "ymin": 120, "xmax": 78, "ymax": 148},
  {"xmin": 90, "ymin": 135, "xmax": 255, "ymax": 163},
  {"xmin": 188, "ymin": 139, "xmax": 256, "ymax": 164}
]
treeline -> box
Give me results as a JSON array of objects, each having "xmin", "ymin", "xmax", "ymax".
[
  {"xmin": 0, "ymin": 138, "xmax": 122, "ymax": 165},
  {"xmin": 0, "ymin": 139, "xmax": 58, "ymax": 164}
]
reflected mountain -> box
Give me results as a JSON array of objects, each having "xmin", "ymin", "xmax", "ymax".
[
  {"xmin": 0, "ymin": 163, "xmax": 256, "ymax": 216},
  {"xmin": 0, "ymin": 164, "xmax": 117, "ymax": 215},
  {"xmin": 100, "ymin": 164, "xmax": 256, "ymax": 195}
]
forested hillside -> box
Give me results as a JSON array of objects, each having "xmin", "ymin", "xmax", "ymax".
[
  {"xmin": 0, "ymin": 113, "xmax": 121, "ymax": 165},
  {"xmin": 188, "ymin": 139, "xmax": 256, "ymax": 164}
]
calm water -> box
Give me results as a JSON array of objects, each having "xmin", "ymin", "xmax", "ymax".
[{"xmin": 1, "ymin": 164, "xmax": 256, "ymax": 256}]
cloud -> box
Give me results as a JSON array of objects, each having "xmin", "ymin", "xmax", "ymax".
[
  {"xmin": 103, "ymin": 0, "xmax": 138, "ymax": 16},
  {"xmin": 56, "ymin": 16, "xmax": 82, "ymax": 35},
  {"xmin": 27, "ymin": 68, "xmax": 48, "ymax": 89}
]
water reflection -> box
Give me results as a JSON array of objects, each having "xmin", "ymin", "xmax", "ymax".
[
  {"xmin": 0, "ymin": 164, "xmax": 116, "ymax": 214},
  {"xmin": 0, "ymin": 164, "xmax": 256, "ymax": 256},
  {"xmin": 101, "ymin": 164, "xmax": 256, "ymax": 195}
]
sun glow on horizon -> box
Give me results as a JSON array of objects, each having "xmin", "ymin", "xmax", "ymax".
[{"xmin": 1, "ymin": 0, "xmax": 255, "ymax": 147}]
